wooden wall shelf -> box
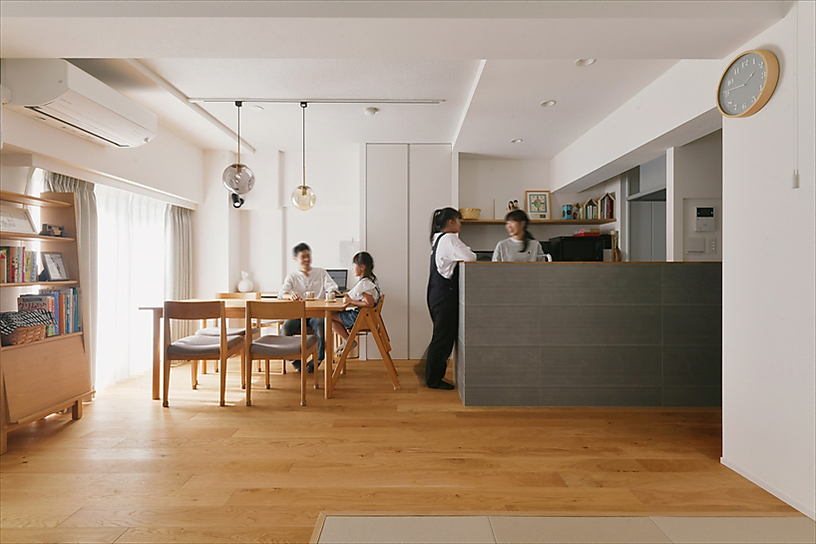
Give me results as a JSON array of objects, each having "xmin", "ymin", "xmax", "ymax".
[
  {"xmin": 0, "ymin": 232, "xmax": 76, "ymax": 243},
  {"xmin": 0, "ymin": 191, "xmax": 72, "ymax": 208},
  {"xmin": 0, "ymin": 280, "xmax": 78, "ymax": 289},
  {"xmin": 462, "ymin": 218, "xmax": 615, "ymax": 225}
]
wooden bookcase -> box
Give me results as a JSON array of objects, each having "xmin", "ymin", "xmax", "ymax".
[{"xmin": 0, "ymin": 191, "xmax": 92, "ymax": 454}]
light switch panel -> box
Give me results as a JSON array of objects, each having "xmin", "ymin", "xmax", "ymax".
[
  {"xmin": 707, "ymin": 238, "xmax": 717, "ymax": 253},
  {"xmin": 687, "ymin": 237, "xmax": 705, "ymax": 253}
]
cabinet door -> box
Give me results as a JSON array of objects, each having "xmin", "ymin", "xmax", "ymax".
[{"xmin": 365, "ymin": 145, "xmax": 409, "ymax": 359}]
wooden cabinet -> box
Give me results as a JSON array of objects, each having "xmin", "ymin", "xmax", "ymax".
[{"xmin": 0, "ymin": 190, "xmax": 92, "ymax": 454}]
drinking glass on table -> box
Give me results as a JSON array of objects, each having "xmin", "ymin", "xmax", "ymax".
[{"xmin": 303, "ymin": 290, "xmax": 316, "ymax": 300}]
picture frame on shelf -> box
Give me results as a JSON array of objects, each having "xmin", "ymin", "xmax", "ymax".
[
  {"xmin": 0, "ymin": 205, "xmax": 37, "ymax": 234},
  {"xmin": 42, "ymin": 251, "xmax": 69, "ymax": 281},
  {"xmin": 525, "ymin": 190, "xmax": 551, "ymax": 220}
]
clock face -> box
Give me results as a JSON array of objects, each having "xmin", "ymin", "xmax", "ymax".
[{"xmin": 718, "ymin": 52, "xmax": 771, "ymax": 116}]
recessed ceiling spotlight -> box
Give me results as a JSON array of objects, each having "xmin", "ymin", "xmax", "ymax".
[
  {"xmin": 510, "ymin": 138, "xmax": 523, "ymax": 144},
  {"xmin": 364, "ymin": 107, "xmax": 379, "ymax": 116},
  {"xmin": 575, "ymin": 59, "xmax": 596, "ymax": 67},
  {"xmin": 539, "ymin": 100, "xmax": 557, "ymax": 107}
]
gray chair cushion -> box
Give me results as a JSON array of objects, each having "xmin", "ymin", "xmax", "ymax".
[
  {"xmin": 196, "ymin": 326, "xmax": 260, "ymax": 336},
  {"xmin": 250, "ymin": 334, "xmax": 318, "ymax": 357},
  {"xmin": 168, "ymin": 333, "xmax": 244, "ymax": 357}
]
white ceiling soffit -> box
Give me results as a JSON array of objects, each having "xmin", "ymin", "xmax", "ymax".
[
  {"xmin": 0, "ymin": 1, "xmax": 790, "ymax": 158},
  {"xmin": 1, "ymin": 1, "xmax": 790, "ymax": 60}
]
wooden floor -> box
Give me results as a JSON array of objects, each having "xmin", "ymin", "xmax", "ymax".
[{"xmin": 0, "ymin": 358, "xmax": 800, "ymax": 543}]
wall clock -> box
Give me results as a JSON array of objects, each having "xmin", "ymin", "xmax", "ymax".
[{"xmin": 717, "ymin": 49, "xmax": 779, "ymax": 118}]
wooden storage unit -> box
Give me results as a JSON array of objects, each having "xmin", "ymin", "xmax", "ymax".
[{"xmin": 0, "ymin": 191, "xmax": 92, "ymax": 454}]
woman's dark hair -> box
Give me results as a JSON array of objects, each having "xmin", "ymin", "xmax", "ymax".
[
  {"xmin": 429, "ymin": 207, "xmax": 462, "ymax": 242},
  {"xmin": 505, "ymin": 209, "xmax": 536, "ymax": 253},
  {"xmin": 292, "ymin": 242, "xmax": 311, "ymax": 257},
  {"xmin": 352, "ymin": 251, "xmax": 376, "ymax": 282}
]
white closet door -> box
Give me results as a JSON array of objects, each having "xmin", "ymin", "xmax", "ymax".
[
  {"xmin": 408, "ymin": 144, "xmax": 452, "ymax": 358},
  {"xmin": 365, "ymin": 144, "xmax": 409, "ymax": 359}
]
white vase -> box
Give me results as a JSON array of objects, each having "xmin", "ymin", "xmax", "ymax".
[{"xmin": 237, "ymin": 271, "xmax": 254, "ymax": 293}]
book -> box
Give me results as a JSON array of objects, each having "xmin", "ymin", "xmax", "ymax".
[{"xmin": 18, "ymin": 295, "xmax": 58, "ymax": 336}]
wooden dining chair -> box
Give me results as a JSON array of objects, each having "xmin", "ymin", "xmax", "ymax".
[
  {"xmin": 193, "ymin": 305, "xmax": 261, "ymax": 389},
  {"xmin": 213, "ymin": 292, "xmax": 285, "ymax": 375},
  {"xmin": 163, "ymin": 301, "xmax": 244, "ymax": 407},
  {"xmin": 333, "ymin": 295, "xmax": 400, "ymax": 391},
  {"xmin": 244, "ymin": 300, "xmax": 318, "ymax": 407}
]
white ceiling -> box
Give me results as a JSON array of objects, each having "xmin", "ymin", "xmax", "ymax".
[{"xmin": 1, "ymin": 1, "xmax": 790, "ymax": 159}]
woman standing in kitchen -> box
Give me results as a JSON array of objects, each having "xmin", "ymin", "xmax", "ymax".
[
  {"xmin": 492, "ymin": 209, "xmax": 551, "ymax": 262},
  {"xmin": 421, "ymin": 207, "xmax": 476, "ymax": 390}
]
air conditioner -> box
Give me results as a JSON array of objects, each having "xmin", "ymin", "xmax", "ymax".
[{"xmin": 2, "ymin": 59, "xmax": 157, "ymax": 148}]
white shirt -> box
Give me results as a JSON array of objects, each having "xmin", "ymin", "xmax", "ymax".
[
  {"xmin": 432, "ymin": 232, "xmax": 477, "ymax": 279},
  {"xmin": 348, "ymin": 276, "xmax": 380, "ymax": 304},
  {"xmin": 279, "ymin": 267, "xmax": 338, "ymax": 299},
  {"xmin": 492, "ymin": 237, "xmax": 550, "ymax": 262}
]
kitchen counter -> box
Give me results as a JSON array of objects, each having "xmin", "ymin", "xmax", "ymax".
[{"xmin": 455, "ymin": 261, "xmax": 721, "ymax": 407}]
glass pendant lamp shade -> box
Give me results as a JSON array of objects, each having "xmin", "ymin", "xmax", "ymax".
[
  {"xmin": 222, "ymin": 163, "xmax": 255, "ymax": 195},
  {"xmin": 292, "ymin": 101, "xmax": 316, "ymax": 211},
  {"xmin": 291, "ymin": 185, "xmax": 316, "ymax": 210}
]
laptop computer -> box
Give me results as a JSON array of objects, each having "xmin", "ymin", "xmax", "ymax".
[{"xmin": 326, "ymin": 269, "xmax": 348, "ymax": 292}]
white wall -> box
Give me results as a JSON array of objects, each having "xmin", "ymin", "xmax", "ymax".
[
  {"xmin": 551, "ymin": 60, "xmax": 723, "ymax": 194},
  {"xmin": 458, "ymin": 157, "xmax": 620, "ymax": 252},
  {"xmin": 667, "ymin": 130, "xmax": 723, "ymax": 261},
  {"xmin": 720, "ymin": 0, "xmax": 815, "ymax": 519},
  {"xmin": 192, "ymin": 150, "xmax": 232, "ymax": 298},
  {"xmin": 1, "ymin": 109, "xmax": 203, "ymax": 206}
]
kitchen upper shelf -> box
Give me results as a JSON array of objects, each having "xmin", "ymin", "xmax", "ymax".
[{"xmin": 462, "ymin": 219, "xmax": 616, "ymax": 225}]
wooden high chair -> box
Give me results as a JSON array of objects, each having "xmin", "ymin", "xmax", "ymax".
[{"xmin": 332, "ymin": 295, "xmax": 400, "ymax": 391}]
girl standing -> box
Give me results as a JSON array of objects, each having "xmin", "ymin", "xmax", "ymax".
[
  {"xmin": 423, "ymin": 207, "xmax": 476, "ymax": 389},
  {"xmin": 492, "ymin": 209, "xmax": 551, "ymax": 262},
  {"xmin": 331, "ymin": 252, "xmax": 380, "ymax": 353}
]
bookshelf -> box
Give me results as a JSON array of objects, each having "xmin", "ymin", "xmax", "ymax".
[{"xmin": 0, "ymin": 191, "xmax": 92, "ymax": 454}]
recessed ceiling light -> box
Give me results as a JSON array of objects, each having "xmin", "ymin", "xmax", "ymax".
[
  {"xmin": 540, "ymin": 100, "xmax": 557, "ymax": 107},
  {"xmin": 575, "ymin": 59, "xmax": 596, "ymax": 67},
  {"xmin": 364, "ymin": 107, "xmax": 379, "ymax": 116},
  {"xmin": 510, "ymin": 138, "xmax": 523, "ymax": 144}
]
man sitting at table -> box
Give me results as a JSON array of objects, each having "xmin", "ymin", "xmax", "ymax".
[{"xmin": 278, "ymin": 242, "xmax": 339, "ymax": 372}]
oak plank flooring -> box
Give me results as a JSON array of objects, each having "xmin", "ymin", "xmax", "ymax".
[{"xmin": 0, "ymin": 359, "xmax": 801, "ymax": 544}]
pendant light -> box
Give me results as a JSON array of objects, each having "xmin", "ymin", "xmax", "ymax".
[
  {"xmin": 291, "ymin": 101, "xmax": 316, "ymax": 211},
  {"xmin": 222, "ymin": 101, "xmax": 255, "ymax": 208}
]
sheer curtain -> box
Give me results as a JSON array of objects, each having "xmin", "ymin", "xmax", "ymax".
[
  {"xmin": 42, "ymin": 172, "xmax": 99, "ymax": 389},
  {"xmin": 94, "ymin": 185, "xmax": 168, "ymax": 390},
  {"xmin": 165, "ymin": 205, "xmax": 194, "ymax": 339}
]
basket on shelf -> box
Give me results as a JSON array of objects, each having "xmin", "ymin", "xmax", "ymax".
[
  {"xmin": 1, "ymin": 325, "xmax": 46, "ymax": 346},
  {"xmin": 459, "ymin": 207, "xmax": 481, "ymax": 220}
]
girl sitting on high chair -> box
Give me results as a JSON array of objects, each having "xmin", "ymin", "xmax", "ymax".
[{"xmin": 331, "ymin": 251, "xmax": 380, "ymax": 355}]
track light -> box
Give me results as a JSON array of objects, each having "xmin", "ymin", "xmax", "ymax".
[{"xmin": 231, "ymin": 192, "xmax": 245, "ymax": 208}]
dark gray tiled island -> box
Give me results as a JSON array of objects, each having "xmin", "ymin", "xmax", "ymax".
[{"xmin": 455, "ymin": 262, "xmax": 721, "ymax": 407}]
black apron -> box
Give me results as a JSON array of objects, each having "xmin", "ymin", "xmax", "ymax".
[{"xmin": 427, "ymin": 233, "xmax": 459, "ymax": 312}]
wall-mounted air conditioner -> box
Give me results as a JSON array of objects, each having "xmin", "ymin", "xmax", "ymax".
[{"xmin": 1, "ymin": 59, "xmax": 157, "ymax": 148}]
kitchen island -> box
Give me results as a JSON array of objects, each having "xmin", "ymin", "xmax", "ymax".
[{"xmin": 455, "ymin": 261, "xmax": 721, "ymax": 407}]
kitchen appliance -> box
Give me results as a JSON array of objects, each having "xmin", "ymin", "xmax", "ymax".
[{"xmin": 548, "ymin": 235, "xmax": 611, "ymax": 262}]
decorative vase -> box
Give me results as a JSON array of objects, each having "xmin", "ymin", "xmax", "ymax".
[{"xmin": 237, "ymin": 271, "xmax": 254, "ymax": 293}]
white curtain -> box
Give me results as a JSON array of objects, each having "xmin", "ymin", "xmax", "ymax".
[
  {"xmin": 94, "ymin": 185, "xmax": 168, "ymax": 390},
  {"xmin": 165, "ymin": 205, "xmax": 194, "ymax": 339},
  {"xmin": 42, "ymin": 172, "xmax": 99, "ymax": 390}
]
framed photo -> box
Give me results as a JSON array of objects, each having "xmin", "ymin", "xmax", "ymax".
[
  {"xmin": 525, "ymin": 190, "xmax": 551, "ymax": 220},
  {"xmin": 42, "ymin": 252, "xmax": 69, "ymax": 281},
  {"xmin": 0, "ymin": 205, "xmax": 37, "ymax": 234}
]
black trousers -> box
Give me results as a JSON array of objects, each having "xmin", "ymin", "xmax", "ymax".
[{"xmin": 425, "ymin": 294, "xmax": 458, "ymax": 387}]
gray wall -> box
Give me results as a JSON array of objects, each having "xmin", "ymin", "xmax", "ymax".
[{"xmin": 456, "ymin": 262, "xmax": 721, "ymax": 407}]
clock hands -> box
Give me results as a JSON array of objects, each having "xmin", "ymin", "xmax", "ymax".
[{"xmin": 724, "ymin": 71, "xmax": 754, "ymax": 93}]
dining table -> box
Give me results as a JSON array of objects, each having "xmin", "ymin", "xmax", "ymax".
[{"xmin": 140, "ymin": 298, "xmax": 349, "ymax": 401}]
